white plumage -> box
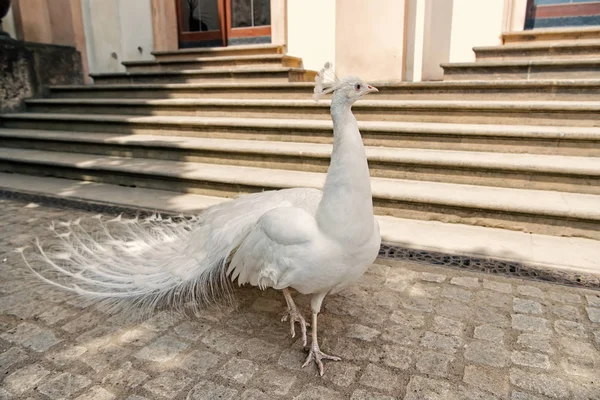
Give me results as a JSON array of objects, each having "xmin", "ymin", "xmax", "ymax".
[{"xmin": 21, "ymin": 62, "xmax": 381, "ymax": 375}]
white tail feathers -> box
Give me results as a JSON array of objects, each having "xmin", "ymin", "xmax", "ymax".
[
  {"xmin": 313, "ymin": 61, "xmax": 339, "ymax": 101},
  {"xmin": 21, "ymin": 188, "xmax": 323, "ymax": 318}
]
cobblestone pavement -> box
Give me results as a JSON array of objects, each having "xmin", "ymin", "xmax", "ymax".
[{"xmin": 0, "ymin": 198, "xmax": 599, "ymax": 400}]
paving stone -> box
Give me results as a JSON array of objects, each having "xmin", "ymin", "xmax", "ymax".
[
  {"xmin": 46, "ymin": 345, "xmax": 87, "ymax": 367},
  {"xmin": 441, "ymin": 285, "xmax": 473, "ymax": 302},
  {"xmin": 561, "ymin": 359, "xmax": 599, "ymax": 380},
  {"xmin": 74, "ymin": 386, "xmax": 115, "ymax": 400},
  {"xmin": 200, "ymin": 328, "xmax": 245, "ymax": 354},
  {"xmin": 549, "ymin": 291, "xmax": 581, "ymax": 304},
  {"xmin": 586, "ymin": 307, "xmax": 600, "ymax": 323},
  {"xmin": 293, "ymin": 385, "xmax": 344, "ymax": 400},
  {"xmin": 550, "ymin": 304, "xmax": 583, "ymax": 322},
  {"xmin": 350, "ymin": 389, "xmax": 395, "ymax": 400},
  {"xmin": 173, "ymin": 321, "xmax": 211, "ymax": 341},
  {"xmin": 358, "ymin": 364, "xmax": 399, "ymax": 392},
  {"xmin": 513, "ymin": 298, "xmax": 543, "ymax": 315},
  {"xmin": 0, "ymin": 347, "xmax": 28, "ymax": 374},
  {"xmin": 381, "ymin": 324, "xmax": 421, "ymax": 346},
  {"xmin": 61, "ymin": 312, "xmax": 99, "ymax": 334},
  {"xmin": 38, "ymin": 372, "xmax": 91, "ymax": 399},
  {"xmin": 389, "ymin": 309, "xmax": 425, "ymax": 328},
  {"xmin": 241, "ymin": 338, "xmax": 280, "ymax": 361},
  {"xmin": 384, "ymin": 268, "xmax": 416, "ymax": 293},
  {"xmin": 253, "ymin": 369, "xmax": 297, "ymax": 395},
  {"xmin": 140, "ymin": 311, "xmax": 182, "ymax": 332},
  {"xmin": 509, "ymin": 368, "xmax": 570, "ymax": 399},
  {"xmin": 416, "ymin": 351, "xmax": 453, "ymax": 377},
  {"xmin": 79, "ymin": 344, "xmax": 131, "ymax": 373},
  {"xmin": 240, "ymin": 389, "xmax": 274, "ymax": 400},
  {"xmin": 475, "ymin": 290, "xmax": 512, "ymax": 309},
  {"xmin": 463, "ymin": 365, "xmax": 510, "ymax": 398},
  {"xmin": 38, "ymin": 306, "xmax": 77, "ymax": 325},
  {"xmin": 433, "ymin": 315, "xmax": 466, "ymax": 337},
  {"xmin": 420, "ymin": 331, "xmax": 463, "ymax": 354},
  {"xmin": 186, "ymin": 380, "xmax": 238, "ymax": 400},
  {"xmin": 1, "ymin": 322, "xmax": 62, "ymax": 352},
  {"xmin": 517, "ymin": 285, "xmax": 545, "ymax": 299},
  {"xmin": 402, "ymin": 295, "xmax": 434, "ymax": 313},
  {"xmin": 511, "ymin": 391, "xmax": 548, "ymax": 400},
  {"xmin": 381, "ymin": 344, "xmax": 413, "ymax": 370},
  {"xmin": 512, "ymin": 314, "xmax": 551, "ymax": 334},
  {"xmin": 251, "ymin": 297, "xmax": 283, "ymax": 313},
  {"xmin": 474, "ymin": 325, "xmax": 504, "ymax": 343},
  {"xmin": 346, "ymin": 324, "xmax": 380, "ymax": 341},
  {"xmin": 134, "ymin": 335, "xmax": 189, "ymax": 363},
  {"xmin": 420, "ymin": 272, "xmax": 446, "ymax": 283},
  {"xmin": 483, "ymin": 280, "xmax": 512, "ymax": 294},
  {"xmin": 324, "ymin": 362, "xmax": 360, "ymax": 387},
  {"xmin": 511, "ymin": 351, "xmax": 551, "ymax": 369},
  {"xmin": 554, "ymin": 320, "xmax": 587, "ymax": 338},
  {"xmin": 465, "ymin": 340, "xmax": 510, "ymax": 367},
  {"xmin": 143, "ymin": 371, "xmax": 193, "ymax": 399},
  {"xmin": 4, "ymin": 364, "xmax": 50, "ymax": 395},
  {"xmin": 405, "ymin": 375, "xmax": 453, "ymax": 400},
  {"xmin": 559, "ymin": 337, "xmax": 598, "ymax": 361},
  {"xmin": 457, "ymin": 385, "xmax": 502, "ymax": 400},
  {"xmin": 517, "ymin": 333, "xmax": 555, "ymax": 354},
  {"xmin": 585, "ymin": 294, "xmax": 600, "ymax": 307},
  {"xmin": 179, "ymin": 349, "xmax": 221, "ymax": 375},
  {"xmin": 118, "ymin": 327, "xmax": 158, "ymax": 347},
  {"xmin": 450, "ymin": 276, "xmax": 480, "ymax": 288},
  {"xmin": 102, "ymin": 361, "xmax": 148, "ymax": 388},
  {"xmin": 217, "ymin": 357, "xmax": 258, "ymax": 384}
]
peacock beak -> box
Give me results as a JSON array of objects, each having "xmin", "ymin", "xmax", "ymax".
[{"xmin": 366, "ymin": 85, "xmax": 378, "ymax": 93}]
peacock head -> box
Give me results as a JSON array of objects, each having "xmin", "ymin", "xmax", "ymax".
[{"xmin": 313, "ymin": 62, "xmax": 378, "ymax": 104}]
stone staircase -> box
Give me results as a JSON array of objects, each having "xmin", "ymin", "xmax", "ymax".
[{"xmin": 1, "ymin": 33, "xmax": 599, "ymax": 275}]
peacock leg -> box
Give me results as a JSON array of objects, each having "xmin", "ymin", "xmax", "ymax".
[
  {"xmin": 302, "ymin": 293, "xmax": 341, "ymax": 376},
  {"xmin": 281, "ymin": 288, "xmax": 309, "ymax": 346}
]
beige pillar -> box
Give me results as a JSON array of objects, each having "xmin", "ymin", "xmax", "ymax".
[
  {"xmin": 11, "ymin": 0, "xmax": 90, "ymax": 83},
  {"xmin": 503, "ymin": 0, "xmax": 528, "ymax": 33},
  {"xmin": 335, "ymin": 0, "xmax": 407, "ymax": 82},
  {"xmin": 12, "ymin": 0, "xmax": 53, "ymax": 43},
  {"xmin": 270, "ymin": 0, "xmax": 287, "ymax": 46},
  {"xmin": 151, "ymin": 0, "xmax": 178, "ymax": 52}
]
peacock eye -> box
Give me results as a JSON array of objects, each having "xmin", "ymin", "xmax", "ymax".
[{"xmin": 355, "ymin": 83, "xmax": 361, "ymax": 91}]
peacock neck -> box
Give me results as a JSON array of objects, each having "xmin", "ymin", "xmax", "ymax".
[{"xmin": 316, "ymin": 93, "xmax": 375, "ymax": 245}]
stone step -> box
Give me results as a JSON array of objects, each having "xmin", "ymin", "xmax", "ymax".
[
  {"xmin": 2, "ymin": 129, "xmax": 599, "ymax": 194},
  {"xmin": 90, "ymin": 67, "xmax": 317, "ymax": 84},
  {"xmin": 474, "ymin": 40, "xmax": 600, "ymax": 61},
  {"xmin": 23, "ymin": 98, "xmax": 600, "ymax": 127},
  {"xmin": 1, "ymin": 172, "xmax": 598, "ymax": 276},
  {"xmin": 152, "ymin": 44, "xmax": 285, "ymax": 61},
  {"xmin": 502, "ymin": 27, "xmax": 600, "ymax": 44},
  {"xmin": 0, "ymin": 148, "xmax": 598, "ymax": 239},
  {"xmin": 47, "ymin": 80, "xmax": 600, "ymax": 101},
  {"xmin": 3, "ymin": 113, "xmax": 600, "ymax": 157},
  {"xmin": 122, "ymin": 55, "xmax": 303, "ymax": 73},
  {"xmin": 442, "ymin": 59, "xmax": 600, "ymax": 81}
]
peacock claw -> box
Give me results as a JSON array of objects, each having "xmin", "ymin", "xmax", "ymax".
[
  {"xmin": 302, "ymin": 343, "xmax": 341, "ymax": 376},
  {"xmin": 282, "ymin": 309, "xmax": 310, "ymax": 346}
]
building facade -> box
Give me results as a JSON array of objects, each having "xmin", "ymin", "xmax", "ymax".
[{"xmin": 3, "ymin": 0, "xmax": 600, "ymax": 83}]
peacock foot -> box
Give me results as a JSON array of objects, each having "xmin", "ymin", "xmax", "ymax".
[
  {"xmin": 302, "ymin": 342, "xmax": 341, "ymax": 376},
  {"xmin": 281, "ymin": 308, "xmax": 310, "ymax": 346}
]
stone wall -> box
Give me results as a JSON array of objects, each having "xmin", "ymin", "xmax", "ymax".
[{"xmin": 0, "ymin": 39, "xmax": 83, "ymax": 113}]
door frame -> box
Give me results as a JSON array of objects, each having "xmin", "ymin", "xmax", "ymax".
[{"xmin": 225, "ymin": 0, "xmax": 272, "ymax": 39}]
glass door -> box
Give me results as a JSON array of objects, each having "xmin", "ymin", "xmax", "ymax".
[
  {"xmin": 176, "ymin": 0, "xmax": 226, "ymax": 47},
  {"xmin": 226, "ymin": 0, "xmax": 271, "ymax": 42}
]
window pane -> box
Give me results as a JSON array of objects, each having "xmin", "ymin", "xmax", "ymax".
[
  {"xmin": 180, "ymin": 0, "xmax": 220, "ymax": 32},
  {"xmin": 231, "ymin": 0, "xmax": 271, "ymax": 28},
  {"xmin": 231, "ymin": 0, "xmax": 252, "ymax": 28},
  {"xmin": 253, "ymin": 0, "xmax": 270, "ymax": 26}
]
